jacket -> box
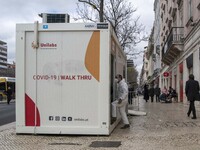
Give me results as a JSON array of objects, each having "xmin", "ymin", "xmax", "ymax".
[
  {"xmin": 185, "ymin": 79, "xmax": 200, "ymax": 101},
  {"xmin": 154, "ymin": 87, "xmax": 161, "ymax": 96},
  {"xmin": 148, "ymin": 88, "xmax": 154, "ymax": 96},
  {"xmin": 143, "ymin": 85, "xmax": 149, "ymax": 100},
  {"xmin": 117, "ymin": 79, "xmax": 128, "ymax": 100}
]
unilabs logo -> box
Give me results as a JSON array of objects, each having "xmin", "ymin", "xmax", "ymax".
[{"xmin": 40, "ymin": 43, "xmax": 57, "ymax": 49}]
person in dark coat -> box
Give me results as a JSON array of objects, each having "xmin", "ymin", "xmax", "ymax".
[
  {"xmin": 168, "ymin": 86, "xmax": 173, "ymax": 95},
  {"xmin": 143, "ymin": 84, "xmax": 149, "ymax": 102},
  {"xmin": 154, "ymin": 85, "xmax": 161, "ymax": 102},
  {"xmin": 6, "ymin": 87, "xmax": 12, "ymax": 105},
  {"xmin": 185, "ymin": 74, "xmax": 200, "ymax": 119},
  {"xmin": 148, "ymin": 85, "xmax": 154, "ymax": 102},
  {"xmin": 128, "ymin": 86, "xmax": 134, "ymax": 105}
]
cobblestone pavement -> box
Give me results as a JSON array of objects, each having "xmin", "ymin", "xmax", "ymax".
[{"xmin": 1, "ymin": 97, "xmax": 200, "ymax": 150}]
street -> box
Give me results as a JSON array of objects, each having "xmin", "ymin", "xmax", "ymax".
[
  {"xmin": 1, "ymin": 97, "xmax": 200, "ymax": 149},
  {"xmin": 0, "ymin": 101, "xmax": 15, "ymax": 126}
]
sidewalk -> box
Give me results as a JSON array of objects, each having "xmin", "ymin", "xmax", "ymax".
[
  {"xmin": 0, "ymin": 99, "xmax": 15, "ymax": 104},
  {"xmin": 1, "ymin": 97, "xmax": 200, "ymax": 150}
]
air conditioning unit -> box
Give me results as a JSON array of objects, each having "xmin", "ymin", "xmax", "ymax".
[{"xmin": 39, "ymin": 13, "xmax": 70, "ymax": 23}]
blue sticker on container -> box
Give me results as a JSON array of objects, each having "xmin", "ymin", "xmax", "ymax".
[{"xmin": 43, "ymin": 25, "xmax": 48, "ymax": 29}]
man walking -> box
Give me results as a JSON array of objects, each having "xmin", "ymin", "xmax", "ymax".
[
  {"xmin": 112, "ymin": 74, "xmax": 130, "ymax": 129},
  {"xmin": 154, "ymin": 85, "xmax": 161, "ymax": 102},
  {"xmin": 6, "ymin": 87, "xmax": 12, "ymax": 105},
  {"xmin": 185, "ymin": 74, "xmax": 200, "ymax": 119},
  {"xmin": 149, "ymin": 85, "xmax": 154, "ymax": 102}
]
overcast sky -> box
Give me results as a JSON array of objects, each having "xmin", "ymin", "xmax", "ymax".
[{"xmin": 0, "ymin": 0, "xmax": 154, "ymax": 73}]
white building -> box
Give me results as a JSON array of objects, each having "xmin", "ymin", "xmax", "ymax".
[
  {"xmin": 141, "ymin": 50, "xmax": 149, "ymax": 84},
  {"xmin": 153, "ymin": 0, "xmax": 162, "ymax": 88},
  {"xmin": 146, "ymin": 28, "xmax": 155, "ymax": 85},
  {"xmin": 0, "ymin": 40, "xmax": 7, "ymax": 69},
  {"xmin": 152, "ymin": 0, "xmax": 200, "ymax": 103}
]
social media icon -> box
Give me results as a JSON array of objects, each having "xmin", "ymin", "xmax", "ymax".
[
  {"xmin": 55, "ymin": 116, "xmax": 60, "ymax": 121},
  {"xmin": 68, "ymin": 117, "xmax": 72, "ymax": 121},
  {"xmin": 49, "ymin": 116, "xmax": 53, "ymax": 121}
]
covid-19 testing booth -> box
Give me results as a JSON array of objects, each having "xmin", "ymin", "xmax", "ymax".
[{"xmin": 16, "ymin": 22, "xmax": 127, "ymax": 135}]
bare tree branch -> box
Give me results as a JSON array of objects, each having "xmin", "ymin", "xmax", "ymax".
[
  {"xmin": 76, "ymin": 0, "xmax": 149, "ymax": 59},
  {"xmin": 76, "ymin": 0, "xmax": 147, "ymax": 84}
]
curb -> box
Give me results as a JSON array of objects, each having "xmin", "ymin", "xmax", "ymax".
[
  {"xmin": 0, "ymin": 100, "xmax": 15, "ymax": 104},
  {"xmin": 0, "ymin": 122, "xmax": 15, "ymax": 132}
]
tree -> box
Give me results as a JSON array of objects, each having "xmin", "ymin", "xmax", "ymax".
[{"xmin": 76, "ymin": 0, "xmax": 148, "ymax": 59}]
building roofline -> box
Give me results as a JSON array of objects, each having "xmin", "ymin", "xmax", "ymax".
[{"xmin": 0, "ymin": 40, "xmax": 7, "ymax": 45}]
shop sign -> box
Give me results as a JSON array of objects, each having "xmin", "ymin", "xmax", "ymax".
[{"xmin": 163, "ymin": 72, "xmax": 169, "ymax": 77}]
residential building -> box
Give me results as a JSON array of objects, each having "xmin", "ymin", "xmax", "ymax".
[
  {"xmin": 146, "ymin": 28, "xmax": 155, "ymax": 85},
  {"xmin": 141, "ymin": 49, "xmax": 149, "ymax": 84},
  {"xmin": 153, "ymin": 0, "xmax": 162, "ymax": 88},
  {"xmin": 151, "ymin": 0, "xmax": 200, "ymax": 103},
  {"xmin": 0, "ymin": 40, "xmax": 7, "ymax": 69}
]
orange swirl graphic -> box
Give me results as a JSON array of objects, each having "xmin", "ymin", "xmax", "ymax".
[{"xmin": 85, "ymin": 31, "xmax": 100, "ymax": 82}]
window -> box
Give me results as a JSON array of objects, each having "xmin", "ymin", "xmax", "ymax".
[
  {"xmin": 188, "ymin": 0, "xmax": 193, "ymax": 19},
  {"xmin": 189, "ymin": 67, "xmax": 193, "ymax": 74},
  {"xmin": 173, "ymin": 13, "xmax": 177, "ymax": 27},
  {"xmin": 179, "ymin": 7, "xmax": 183, "ymax": 26}
]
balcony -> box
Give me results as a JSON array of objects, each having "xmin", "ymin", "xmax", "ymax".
[
  {"xmin": 162, "ymin": 27, "xmax": 184, "ymax": 65},
  {"xmin": 127, "ymin": 60, "xmax": 134, "ymax": 67},
  {"xmin": 153, "ymin": 68, "xmax": 160, "ymax": 78},
  {"xmin": 156, "ymin": 45, "xmax": 160, "ymax": 55},
  {"xmin": 172, "ymin": 8, "xmax": 177, "ymax": 17}
]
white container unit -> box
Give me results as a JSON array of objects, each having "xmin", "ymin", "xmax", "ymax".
[{"xmin": 16, "ymin": 22, "xmax": 127, "ymax": 135}]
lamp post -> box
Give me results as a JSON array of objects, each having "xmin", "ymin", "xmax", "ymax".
[
  {"xmin": 99, "ymin": 0, "xmax": 104, "ymax": 22},
  {"xmin": 78, "ymin": 0, "xmax": 104, "ymax": 22}
]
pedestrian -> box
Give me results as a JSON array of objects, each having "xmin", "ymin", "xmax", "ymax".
[
  {"xmin": 185, "ymin": 74, "xmax": 200, "ymax": 119},
  {"xmin": 154, "ymin": 85, "xmax": 161, "ymax": 102},
  {"xmin": 6, "ymin": 87, "xmax": 12, "ymax": 105},
  {"xmin": 171, "ymin": 89, "xmax": 178, "ymax": 102},
  {"xmin": 159, "ymin": 86, "xmax": 169, "ymax": 102},
  {"xmin": 128, "ymin": 85, "xmax": 134, "ymax": 105},
  {"xmin": 162, "ymin": 86, "xmax": 168, "ymax": 95},
  {"xmin": 112, "ymin": 74, "xmax": 130, "ymax": 129},
  {"xmin": 149, "ymin": 85, "xmax": 154, "ymax": 102},
  {"xmin": 168, "ymin": 86, "xmax": 173, "ymax": 95},
  {"xmin": 143, "ymin": 84, "xmax": 149, "ymax": 102}
]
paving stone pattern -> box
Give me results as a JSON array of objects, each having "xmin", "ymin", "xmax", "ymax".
[{"xmin": 1, "ymin": 97, "xmax": 200, "ymax": 150}]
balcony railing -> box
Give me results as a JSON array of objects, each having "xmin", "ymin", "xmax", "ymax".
[
  {"xmin": 163, "ymin": 27, "xmax": 184, "ymax": 54},
  {"xmin": 162, "ymin": 27, "xmax": 184, "ymax": 65}
]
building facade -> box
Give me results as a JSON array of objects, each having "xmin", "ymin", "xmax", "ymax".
[
  {"xmin": 0, "ymin": 40, "xmax": 7, "ymax": 69},
  {"xmin": 146, "ymin": 28, "xmax": 155, "ymax": 85},
  {"xmin": 153, "ymin": 0, "xmax": 162, "ymax": 88},
  {"xmin": 150, "ymin": 0, "xmax": 200, "ymax": 103},
  {"xmin": 141, "ymin": 50, "xmax": 149, "ymax": 85},
  {"xmin": 140, "ymin": 27, "xmax": 155, "ymax": 86}
]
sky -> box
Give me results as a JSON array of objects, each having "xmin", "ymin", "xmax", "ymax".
[{"xmin": 0, "ymin": 0, "xmax": 154, "ymax": 73}]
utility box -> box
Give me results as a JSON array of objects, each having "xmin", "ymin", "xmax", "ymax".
[{"xmin": 16, "ymin": 22, "xmax": 127, "ymax": 135}]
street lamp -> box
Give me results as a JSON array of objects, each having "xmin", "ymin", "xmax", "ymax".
[
  {"xmin": 99, "ymin": 0, "xmax": 104, "ymax": 22},
  {"xmin": 78, "ymin": 0, "xmax": 104, "ymax": 22}
]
